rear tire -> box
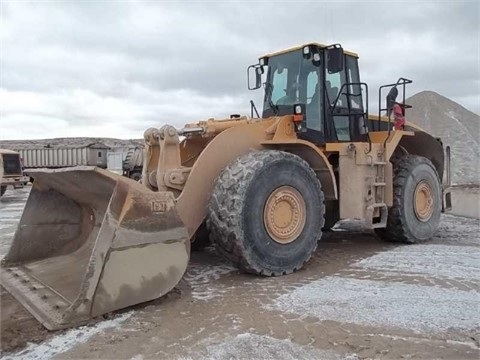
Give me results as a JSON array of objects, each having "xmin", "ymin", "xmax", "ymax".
[
  {"xmin": 375, "ymin": 155, "xmax": 441, "ymax": 243},
  {"xmin": 207, "ymin": 150, "xmax": 325, "ymax": 276},
  {"xmin": 0, "ymin": 186, "xmax": 6, "ymax": 197}
]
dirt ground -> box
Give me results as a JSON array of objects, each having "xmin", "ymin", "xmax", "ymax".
[{"xmin": 0, "ymin": 185, "xmax": 479, "ymax": 359}]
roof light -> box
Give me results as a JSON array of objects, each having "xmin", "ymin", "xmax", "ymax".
[{"xmin": 302, "ymin": 46, "xmax": 311, "ymax": 59}]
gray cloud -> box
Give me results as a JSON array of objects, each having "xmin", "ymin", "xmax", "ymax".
[{"xmin": 1, "ymin": 1, "xmax": 478, "ymax": 140}]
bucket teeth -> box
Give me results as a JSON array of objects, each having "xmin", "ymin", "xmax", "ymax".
[{"xmin": 1, "ymin": 166, "xmax": 190, "ymax": 330}]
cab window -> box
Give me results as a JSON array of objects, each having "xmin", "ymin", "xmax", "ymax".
[
  {"xmin": 346, "ymin": 56, "xmax": 362, "ymax": 110},
  {"xmin": 306, "ymin": 70, "xmax": 322, "ymax": 132},
  {"xmin": 326, "ymin": 69, "xmax": 347, "ymax": 108},
  {"xmin": 270, "ymin": 68, "xmax": 289, "ymax": 104}
]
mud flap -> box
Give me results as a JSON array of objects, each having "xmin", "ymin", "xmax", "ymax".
[
  {"xmin": 1, "ymin": 166, "xmax": 189, "ymax": 330},
  {"xmin": 442, "ymin": 187, "xmax": 452, "ymax": 212},
  {"xmin": 442, "ymin": 146, "xmax": 452, "ymax": 212}
]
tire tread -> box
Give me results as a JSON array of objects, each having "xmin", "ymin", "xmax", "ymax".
[
  {"xmin": 207, "ymin": 150, "xmax": 323, "ymax": 276},
  {"xmin": 376, "ymin": 155, "xmax": 441, "ymax": 244}
]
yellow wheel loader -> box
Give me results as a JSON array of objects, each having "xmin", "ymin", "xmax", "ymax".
[
  {"xmin": 0, "ymin": 149, "xmax": 30, "ymax": 196},
  {"xmin": 0, "ymin": 43, "xmax": 452, "ymax": 330}
]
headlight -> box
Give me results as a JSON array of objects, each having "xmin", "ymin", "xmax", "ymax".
[{"xmin": 293, "ymin": 103, "xmax": 306, "ymax": 123}]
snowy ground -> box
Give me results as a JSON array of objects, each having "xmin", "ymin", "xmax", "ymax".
[{"xmin": 0, "ymin": 185, "xmax": 479, "ymax": 359}]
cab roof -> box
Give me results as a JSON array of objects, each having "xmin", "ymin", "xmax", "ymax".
[{"xmin": 260, "ymin": 42, "xmax": 359, "ymax": 59}]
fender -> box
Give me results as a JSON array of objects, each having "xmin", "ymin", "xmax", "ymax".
[
  {"xmin": 261, "ymin": 140, "xmax": 337, "ymax": 201},
  {"xmin": 175, "ymin": 116, "xmax": 338, "ymax": 238},
  {"xmin": 176, "ymin": 119, "xmax": 276, "ymax": 237},
  {"xmin": 401, "ymin": 127, "xmax": 445, "ymax": 180}
]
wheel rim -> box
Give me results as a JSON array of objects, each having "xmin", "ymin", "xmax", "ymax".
[
  {"xmin": 414, "ymin": 180, "xmax": 434, "ymax": 222},
  {"xmin": 264, "ymin": 186, "xmax": 306, "ymax": 244}
]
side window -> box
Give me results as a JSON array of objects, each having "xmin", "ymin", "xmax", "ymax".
[
  {"xmin": 346, "ymin": 56, "xmax": 363, "ymax": 110},
  {"xmin": 333, "ymin": 116, "xmax": 350, "ymax": 141},
  {"xmin": 325, "ymin": 69, "xmax": 347, "ymax": 107},
  {"xmin": 271, "ymin": 68, "xmax": 288, "ymax": 104},
  {"xmin": 326, "ymin": 72, "xmax": 340, "ymax": 105},
  {"xmin": 306, "ymin": 70, "xmax": 322, "ymax": 132},
  {"xmin": 306, "ymin": 71, "xmax": 317, "ymax": 101}
]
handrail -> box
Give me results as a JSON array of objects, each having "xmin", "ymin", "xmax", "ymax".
[
  {"xmin": 329, "ymin": 82, "xmax": 371, "ymax": 152},
  {"xmin": 377, "ymin": 77, "xmax": 412, "ymax": 149}
]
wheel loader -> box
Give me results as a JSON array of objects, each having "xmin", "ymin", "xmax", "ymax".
[
  {"xmin": 0, "ymin": 42, "xmax": 452, "ymax": 330},
  {"xmin": 0, "ymin": 149, "xmax": 30, "ymax": 196}
]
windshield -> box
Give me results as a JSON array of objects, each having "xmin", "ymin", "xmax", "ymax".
[{"xmin": 262, "ymin": 50, "xmax": 321, "ymax": 117}]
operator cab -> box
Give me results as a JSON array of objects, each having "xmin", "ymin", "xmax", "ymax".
[{"xmin": 248, "ymin": 43, "xmax": 368, "ymax": 145}]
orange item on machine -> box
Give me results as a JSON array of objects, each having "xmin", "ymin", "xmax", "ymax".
[{"xmin": 393, "ymin": 103, "xmax": 405, "ymax": 130}]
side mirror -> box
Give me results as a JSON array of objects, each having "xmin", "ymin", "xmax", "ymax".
[
  {"xmin": 326, "ymin": 44, "xmax": 344, "ymax": 74},
  {"xmin": 248, "ymin": 64, "xmax": 263, "ymax": 90}
]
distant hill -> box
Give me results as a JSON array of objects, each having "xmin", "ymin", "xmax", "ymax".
[
  {"xmin": 405, "ymin": 91, "xmax": 479, "ymax": 184},
  {"xmin": 0, "ymin": 137, "xmax": 144, "ymax": 151}
]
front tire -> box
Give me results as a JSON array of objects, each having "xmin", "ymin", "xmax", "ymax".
[
  {"xmin": 191, "ymin": 222, "xmax": 211, "ymax": 251},
  {"xmin": 207, "ymin": 150, "xmax": 325, "ymax": 276},
  {"xmin": 375, "ymin": 155, "xmax": 441, "ymax": 243},
  {"xmin": 130, "ymin": 172, "xmax": 142, "ymax": 182}
]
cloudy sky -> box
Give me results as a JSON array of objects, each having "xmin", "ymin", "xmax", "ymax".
[{"xmin": 0, "ymin": 0, "xmax": 478, "ymax": 140}]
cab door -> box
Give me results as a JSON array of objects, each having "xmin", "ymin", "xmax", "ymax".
[
  {"xmin": 324, "ymin": 54, "xmax": 367, "ymax": 143},
  {"xmin": 298, "ymin": 63, "xmax": 326, "ymax": 145}
]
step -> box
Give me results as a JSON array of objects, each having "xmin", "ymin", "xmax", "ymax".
[{"xmin": 366, "ymin": 203, "xmax": 388, "ymax": 229}]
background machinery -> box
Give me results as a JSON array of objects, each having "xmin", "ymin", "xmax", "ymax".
[
  {"xmin": 0, "ymin": 149, "xmax": 30, "ymax": 197},
  {"xmin": 123, "ymin": 147, "xmax": 144, "ymax": 180},
  {"xmin": 1, "ymin": 43, "xmax": 451, "ymax": 329},
  {"xmin": 107, "ymin": 146, "xmax": 144, "ymax": 180}
]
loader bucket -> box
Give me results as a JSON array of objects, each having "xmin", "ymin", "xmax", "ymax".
[{"xmin": 0, "ymin": 166, "xmax": 189, "ymax": 330}]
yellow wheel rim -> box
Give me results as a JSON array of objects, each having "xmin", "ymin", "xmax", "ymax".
[
  {"xmin": 264, "ymin": 186, "xmax": 306, "ymax": 244},
  {"xmin": 414, "ymin": 180, "xmax": 434, "ymax": 222}
]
